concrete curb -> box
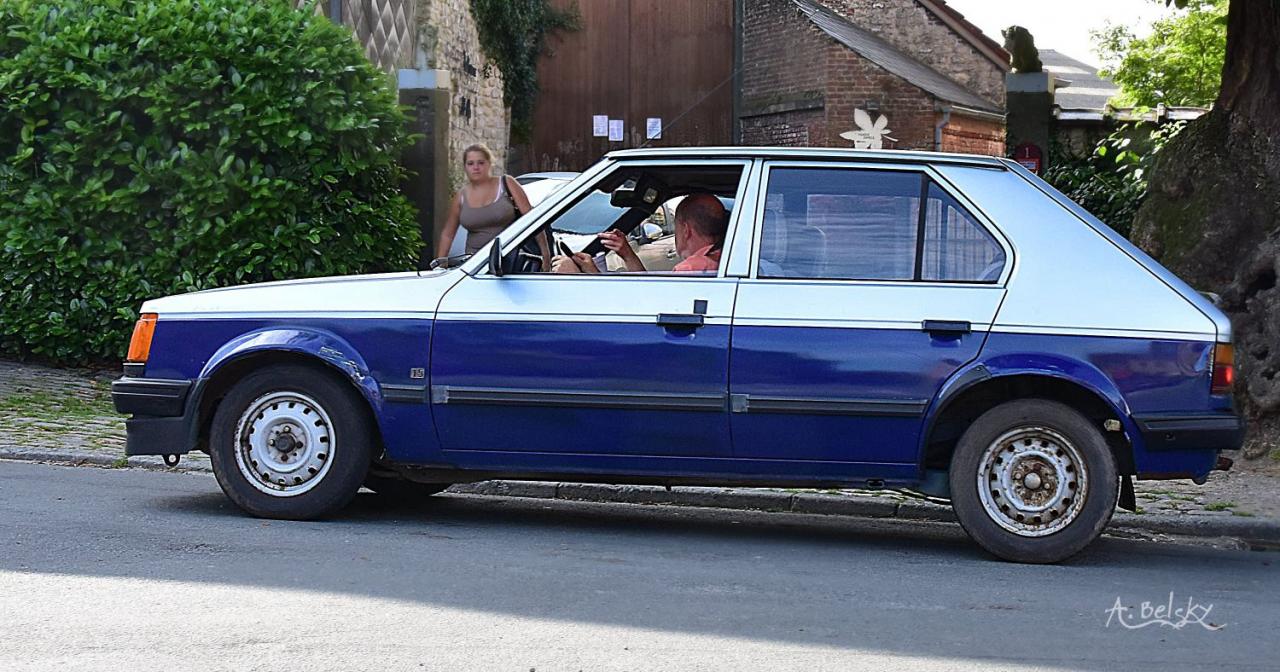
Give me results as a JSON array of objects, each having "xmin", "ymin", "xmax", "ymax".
[
  {"xmin": 6, "ymin": 449, "xmax": 1279, "ymax": 545},
  {"xmin": 0, "ymin": 448, "xmax": 212, "ymax": 473},
  {"xmin": 452, "ymin": 481, "xmax": 1280, "ymax": 545}
]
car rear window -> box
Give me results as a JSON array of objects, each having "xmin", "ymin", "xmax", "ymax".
[{"xmin": 758, "ymin": 167, "xmax": 1003, "ymax": 283}]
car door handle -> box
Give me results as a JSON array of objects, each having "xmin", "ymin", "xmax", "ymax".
[
  {"xmin": 922, "ymin": 320, "xmax": 971, "ymax": 335},
  {"xmin": 657, "ymin": 313, "xmax": 705, "ymax": 328}
]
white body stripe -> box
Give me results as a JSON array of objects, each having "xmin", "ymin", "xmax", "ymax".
[{"xmin": 937, "ymin": 164, "xmax": 1220, "ymax": 341}]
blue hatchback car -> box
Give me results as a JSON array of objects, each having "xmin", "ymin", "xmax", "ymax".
[{"xmin": 112, "ymin": 147, "xmax": 1243, "ymax": 563}]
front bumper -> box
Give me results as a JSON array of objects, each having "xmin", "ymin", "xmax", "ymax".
[
  {"xmin": 1133, "ymin": 413, "xmax": 1246, "ymax": 452},
  {"xmin": 111, "ymin": 376, "xmax": 198, "ymax": 456}
]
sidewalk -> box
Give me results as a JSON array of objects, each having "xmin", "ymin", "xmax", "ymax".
[{"xmin": 4, "ymin": 359, "xmax": 1279, "ymax": 546}]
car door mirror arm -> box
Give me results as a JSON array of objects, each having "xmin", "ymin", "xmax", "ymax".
[{"xmin": 489, "ymin": 240, "xmax": 504, "ymax": 277}]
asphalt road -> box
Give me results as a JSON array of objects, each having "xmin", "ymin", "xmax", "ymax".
[{"xmin": 0, "ymin": 461, "xmax": 1276, "ymax": 671}]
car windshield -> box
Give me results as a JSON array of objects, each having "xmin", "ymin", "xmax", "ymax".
[{"xmin": 549, "ymin": 191, "xmax": 622, "ymax": 234}]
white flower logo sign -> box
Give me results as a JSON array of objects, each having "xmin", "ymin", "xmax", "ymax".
[{"xmin": 840, "ymin": 109, "xmax": 896, "ymax": 149}]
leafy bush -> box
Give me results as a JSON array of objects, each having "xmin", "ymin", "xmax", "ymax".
[
  {"xmin": 0, "ymin": 0, "xmax": 420, "ymax": 365},
  {"xmin": 1043, "ymin": 121, "xmax": 1185, "ymax": 238}
]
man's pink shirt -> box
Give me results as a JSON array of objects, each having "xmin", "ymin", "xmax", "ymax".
[{"xmin": 673, "ymin": 244, "xmax": 722, "ymax": 273}]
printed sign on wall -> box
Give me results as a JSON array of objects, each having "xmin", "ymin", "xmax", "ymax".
[
  {"xmin": 646, "ymin": 118, "xmax": 662, "ymax": 140},
  {"xmin": 839, "ymin": 109, "xmax": 896, "ymax": 149}
]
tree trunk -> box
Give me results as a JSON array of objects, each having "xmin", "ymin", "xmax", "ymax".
[{"xmin": 1130, "ymin": 0, "xmax": 1280, "ymax": 447}]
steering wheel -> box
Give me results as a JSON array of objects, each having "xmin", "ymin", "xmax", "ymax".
[{"xmin": 507, "ymin": 229, "xmax": 550, "ymax": 274}]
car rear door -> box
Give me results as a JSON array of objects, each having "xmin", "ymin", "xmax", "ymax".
[{"xmin": 727, "ymin": 162, "xmax": 1010, "ymax": 476}]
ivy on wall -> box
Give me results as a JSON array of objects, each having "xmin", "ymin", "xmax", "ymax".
[{"xmin": 470, "ymin": 0, "xmax": 579, "ymax": 143}]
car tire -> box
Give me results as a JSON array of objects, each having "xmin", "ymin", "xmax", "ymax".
[
  {"xmin": 363, "ymin": 475, "xmax": 451, "ymax": 501},
  {"xmin": 209, "ymin": 364, "xmax": 374, "ymax": 520},
  {"xmin": 949, "ymin": 399, "xmax": 1119, "ymax": 564}
]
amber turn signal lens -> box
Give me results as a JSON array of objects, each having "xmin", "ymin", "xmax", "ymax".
[
  {"xmin": 127, "ymin": 313, "xmax": 158, "ymax": 363},
  {"xmin": 1211, "ymin": 343, "xmax": 1235, "ymax": 395}
]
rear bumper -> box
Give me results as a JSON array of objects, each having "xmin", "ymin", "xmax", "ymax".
[
  {"xmin": 111, "ymin": 376, "xmax": 199, "ymax": 456},
  {"xmin": 1133, "ymin": 413, "xmax": 1246, "ymax": 453}
]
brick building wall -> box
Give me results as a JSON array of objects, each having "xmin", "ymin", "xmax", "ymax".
[
  {"xmin": 740, "ymin": 0, "xmax": 1005, "ymax": 156},
  {"xmin": 940, "ymin": 114, "xmax": 1005, "ymax": 155},
  {"xmin": 740, "ymin": 0, "xmax": 829, "ymax": 146},
  {"xmin": 824, "ymin": 45, "xmax": 939, "ymax": 151},
  {"xmin": 819, "ymin": 0, "xmax": 1005, "ymax": 107}
]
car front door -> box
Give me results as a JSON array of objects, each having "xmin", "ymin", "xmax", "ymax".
[
  {"xmin": 429, "ymin": 160, "xmax": 752, "ymax": 471},
  {"xmin": 727, "ymin": 163, "xmax": 1010, "ymax": 479}
]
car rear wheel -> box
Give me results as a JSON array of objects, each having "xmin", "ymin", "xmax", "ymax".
[
  {"xmin": 209, "ymin": 364, "xmax": 373, "ymax": 520},
  {"xmin": 949, "ymin": 399, "xmax": 1119, "ymax": 564}
]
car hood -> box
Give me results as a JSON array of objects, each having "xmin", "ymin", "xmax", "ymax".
[{"xmin": 141, "ymin": 269, "xmax": 463, "ymax": 318}]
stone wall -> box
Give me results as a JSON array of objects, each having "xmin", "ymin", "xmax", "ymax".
[
  {"xmin": 819, "ymin": 0, "xmax": 1006, "ymax": 107},
  {"xmin": 415, "ymin": 0, "xmax": 509, "ymax": 185},
  {"xmin": 311, "ymin": 0, "xmax": 510, "ymax": 185}
]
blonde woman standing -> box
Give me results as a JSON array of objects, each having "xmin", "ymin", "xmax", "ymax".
[{"xmin": 437, "ymin": 144, "xmax": 535, "ymax": 258}]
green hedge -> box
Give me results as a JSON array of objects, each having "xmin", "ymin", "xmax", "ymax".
[
  {"xmin": 1042, "ymin": 121, "xmax": 1186, "ymax": 239},
  {"xmin": 0, "ymin": 0, "xmax": 421, "ymax": 365}
]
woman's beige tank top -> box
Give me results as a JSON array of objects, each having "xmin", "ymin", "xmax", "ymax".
[{"xmin": 459, "ymin": 176, "xmax": 517, "ymax": 255}]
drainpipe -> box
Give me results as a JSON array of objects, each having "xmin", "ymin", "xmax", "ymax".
[{"xmin": 934, "ymin": 104, "xmax": 952, "ymax": 152}]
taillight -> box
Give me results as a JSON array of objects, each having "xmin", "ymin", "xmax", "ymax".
[
  {"xmin": 127, "ymin": 313, "xmax": 158, "ymax": 363},
  {"xmin": 1211, "ymin": 343, "xmax": 1235, "ymax": 395}
]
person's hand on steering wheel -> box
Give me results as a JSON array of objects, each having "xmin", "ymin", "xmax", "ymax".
[
  {"xmin": 551, "ymin": 253, "xmax": 598, "ymax": 274},
  {"xmin": 598, "ymin": 229, "xmax": 646, "ymax": 273}
]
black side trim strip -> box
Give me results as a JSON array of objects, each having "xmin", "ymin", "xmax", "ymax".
[
  {"xmin": 1133, "ymin": 413, "xmax": 1245, "ymax": 452},
  {"xmin": 432, "ymin": 386, "xmax": 726, "ymax": 412},
  {"xmin": 742, "ymin": 396, "xmax": 928, "ymax": 417},
  {"xmin": 111, "ymin": 377, "xmax": 192, "ymax": 416},
  {"xmin": 382, "ymin": 384, "xmax": 428, "ymax": 404}
]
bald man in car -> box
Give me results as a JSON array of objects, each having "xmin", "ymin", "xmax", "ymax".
[{"xmin": 552, "ymin": 192, "xmax": 728, "ymax": 274}]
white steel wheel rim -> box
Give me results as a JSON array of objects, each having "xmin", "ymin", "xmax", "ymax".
[
  {"xmin": 233, "ymin": 391, "xmax": 336, "ymax": 497},
  {"xmin": 976, "ymin": 426, "xmax": 1089, "ymax": 537}
]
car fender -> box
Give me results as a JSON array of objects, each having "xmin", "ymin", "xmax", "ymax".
[
  {"xmin": 921, "ymin": 353, "xmax": 1142, "ymax": 462},
  {"xmin": 199, "ymin": 327, "xmax": 383, "ymax": 411}
]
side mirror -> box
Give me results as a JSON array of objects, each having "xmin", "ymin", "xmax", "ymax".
[{"xmin": 489, "ymin": 239, "xmax": 504, "ymax": 277}]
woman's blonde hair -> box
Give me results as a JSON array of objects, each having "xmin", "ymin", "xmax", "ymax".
[{"xmin": 462, "ymin": 143, "xmax": 493, "ymax": 164}]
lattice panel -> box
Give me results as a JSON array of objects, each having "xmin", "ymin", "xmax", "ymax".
[
  {"xmin": 298, "ymin": 0, "xmax": 414, "ymax": 72},
  {"xmin": 345, "ymin": 0, "xmax": 413, "ymax": 72}
]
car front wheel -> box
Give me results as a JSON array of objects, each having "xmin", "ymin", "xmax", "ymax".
[
  {"xmin": 949, "ymin": 399, "xmax": 1119, "ymax": 563},
  {"xmin": 209, "ymin": 364, "xmax": 374, "ymax": 520}
]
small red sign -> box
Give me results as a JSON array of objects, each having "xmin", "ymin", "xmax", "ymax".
[{"xmin": 1014, "ymin": 142, "xmax": 1043, "ymax": 174}]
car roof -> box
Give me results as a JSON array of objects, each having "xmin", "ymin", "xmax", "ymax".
[
  {"xmin": 516, "ymin": 171, "xmax": 581, "ymax": 182},
  {"xmin": 606, "ymin": 146, "xmax": 1009, "ymax": 169}
]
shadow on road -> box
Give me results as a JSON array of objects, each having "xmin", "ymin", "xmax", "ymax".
[{"xmin": 3, "ymin": 462, "xmax": 1277, "ymax": 670}]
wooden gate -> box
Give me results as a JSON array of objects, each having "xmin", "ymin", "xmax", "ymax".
[{"xmin": 528, "ymin": 0, "xmax": 736, "ymax": 172}]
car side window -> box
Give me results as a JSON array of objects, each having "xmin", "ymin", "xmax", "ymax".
[
  {"xmin": 922, "ymin": 183, "xmax": 1005, "ymax": 282},
  {"xmin": 511, "ymin": 163, "xmax": 746, "ymax": 276},
  {"xmin": 758, "ymin": 168, "xmax": 921, "ymax": 281}
]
